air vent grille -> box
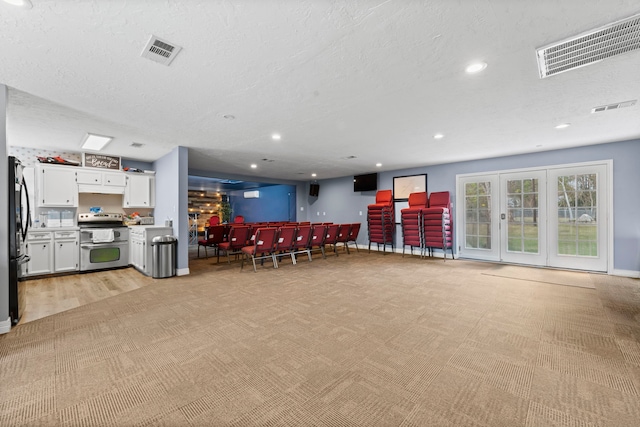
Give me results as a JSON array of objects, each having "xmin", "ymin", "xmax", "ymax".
[
  {"xmin": 591, "ymin": 99, "xmax": 636, "ymax": 113},
  {"xmin": 537, "ymin": 13, "xmax": 640, "ymax": 78},
  {"xmin": 141, "ymin": 35, "xmax": 182, "ymax": 66}
]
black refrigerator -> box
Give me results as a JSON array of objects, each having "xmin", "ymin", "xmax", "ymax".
[{"xmin": 8, "ymin": 156, "xmax": 30, "ymax": 325}]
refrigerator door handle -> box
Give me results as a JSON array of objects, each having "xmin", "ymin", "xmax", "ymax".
[
  {"xmin": 16, "ymin": 254, "xmax": 31, "ymax": 265},
  {"xmin": 21, "ymin": 176, "xmax": 31, "ymax": 239}
]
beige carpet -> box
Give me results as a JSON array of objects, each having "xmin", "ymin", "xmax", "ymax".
[
  {"xmin": 482, "ymin": 264, "xmax": 597, "ymax": 289},
  {"xmin": 1, "ymin": 252, "xmax": 639, "ymax": 426}
]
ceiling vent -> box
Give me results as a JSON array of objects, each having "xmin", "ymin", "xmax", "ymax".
[
  {"xmin": 141, "ymin": 35, "xmax": 182, "ymax": 66},
  {"xmin": 591, "ymin": 99, "xmax": 637, "ymax": 113},
  {"xmin": 537, "ymin": 13, "xmax": 640, "ymax": 78}
]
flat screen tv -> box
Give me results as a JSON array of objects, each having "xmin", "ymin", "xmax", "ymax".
[{"xmin": 353, "ymin": 173, "xmax": 378, "ymax": 192}]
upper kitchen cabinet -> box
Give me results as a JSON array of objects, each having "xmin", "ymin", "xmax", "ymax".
[
  {"xmin": 77, "ymin": 170, "xmax": 126, "ymax": 194},
  {"xmin": 36, "ymin": 164, "xmax": 77, "ymax": 207},
  {"xmin": 124, "ymin": 173, "xmax": 155, "ymax": 208}
]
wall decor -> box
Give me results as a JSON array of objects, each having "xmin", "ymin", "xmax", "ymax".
[
  {"xmin": 393, "ymin": 174, "xmax": 427, "ymax": 201},
  {"xmin": 82, "ymin": 153, "xmax": 121, "ymax": 170}
]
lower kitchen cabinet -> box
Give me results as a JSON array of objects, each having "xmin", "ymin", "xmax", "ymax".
[
  {"xmin": 53, "ymin": 230, "xmax": 79, "ymax": 273},
  {"xmin": 129, "ymin": 226, "xmax": 172, "ymax": 276},
  {"xmin": 25, "ymin": 229, "xmax": 79, "ymax": 277},
  {"xmin": 25, "ymin": 231, "xmax": 53, "ymax": 276}
]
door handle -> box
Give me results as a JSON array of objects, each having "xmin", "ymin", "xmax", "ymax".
[{"xmin": 501, "ymin": 213, "xmax": 506, "ymax": 220}]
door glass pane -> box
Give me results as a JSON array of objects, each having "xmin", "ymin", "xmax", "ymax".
[
  {"xmin": 464, "ymin": 181, "xmax": 491, "ymax": 250},
  {"xmin": 506, "ymin": 178, "xmax": 539, "ymax": 254},
  {"xmin": 556, "ymin": 174, "xmax": 598, "ymax": 257}
]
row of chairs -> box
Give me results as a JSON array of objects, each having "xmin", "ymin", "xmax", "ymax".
[{"xmin": 218, "ymin": 223, "xmax": 361, "ymax": 272}]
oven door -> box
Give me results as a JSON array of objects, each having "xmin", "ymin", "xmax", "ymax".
[{"xmin": 80, "ymin": 240, "xmax": 129, "ymax": 271}]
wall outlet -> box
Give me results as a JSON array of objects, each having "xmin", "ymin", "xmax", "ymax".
[
  {"xmin": 300, "ymin": 207, "xmax": 304, "ymax": 211},
  {"xmin": 359, "ymin": 211, "xmax": 362, "ymax": 216},
  {"xmin": 317, "ymin": 211, "xmax": 320, "ymax": 216},
  {"xmin": 323, "ymin": 212, "xmax": 326, "ymax": 216}
]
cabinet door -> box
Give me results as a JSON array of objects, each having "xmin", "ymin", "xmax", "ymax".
[
  {"xmin": 26, "ymin": 242, "xmax": 53, "ymax": 275},
  {"xmin": 104, "ymin": 172, "xmax": 126, "ymax": 187},
  {"xmin": 39, "ymin": 167, "xmax": 77, "ymax": 207},
  {"xmin": 76, "ymin": 170, "xmax": 102, "ymax": 185},
  {"xmin": 54, "ymin": 240, "xmax": 79, "ymax": 272},
  {"xmin": 124, "ymin": 174, "xmax": 154, "ymax": 208}
]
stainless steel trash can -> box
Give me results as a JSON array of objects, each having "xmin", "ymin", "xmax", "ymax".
[{"xmin": 151, "ymin": 235, "xmax": 177, "ymax": 278}]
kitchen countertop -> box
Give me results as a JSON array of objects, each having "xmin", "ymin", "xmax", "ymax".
[{"xmin": 29, "ymin": 226, "xmax": 79, "ymax": 232}]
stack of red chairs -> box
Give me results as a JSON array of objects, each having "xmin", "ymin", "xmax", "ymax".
[
  {"xmin": 367, "ymin": 190, "xmax": 395, "ymax": 253},
  {"xmin": 422, "ymin": 191, "xmax": 454, "ymax": 260},
  {"xmin": 400, "ymin": 192, "xmax": 428, "ymax": 257}
]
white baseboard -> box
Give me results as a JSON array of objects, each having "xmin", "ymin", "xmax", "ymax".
[
  {"xmin": 359, "ymin": 244, "xmax": 453, "ymax": 259},
  {"xmin": 612, "ymin": 269, "xmax": 640, "ymax": 278},
  {"xmin": 0, "ymin": 317, "xmax": 12, "ymax": 334},
  {"xmin": 177, "ymin": 267, "xmax": 190, "ymax": 276}
]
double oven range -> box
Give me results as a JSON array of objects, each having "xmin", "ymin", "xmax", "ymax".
[{"xmin": 78, "ymin": 212, "xmax": 129, "ymax": 272}]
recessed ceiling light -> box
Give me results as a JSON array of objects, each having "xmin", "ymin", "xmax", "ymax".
[
  {"xmin": 555, "ymin": 123, "xmax": 571, "ymax": 129},
  {"xmin": 465, "ymin": 62, "xmax": 487, "ymax": 74},
  {"xmin": 311, "ymin": 173, "xmax": 317, "ymax": 177},
  {"xmin": 81, "ymin": 133, "xmax": 113, "ymax": 151},
  {"xmin": 250, "ymin": 164, "xmax": 257, "ymax": 169},
  {"xmin": 376, "ymin": 163, "xmax": 382, "ymax": 167},
  {"xmin": 433, "ymin": 133, "xmax": 444, "ymax": 139},
  {"xmin": 271, "ymin": 134, "xmax": 281, "ymax": 141},
  {"xmin": 3, "ymin": 0, "xmax": 32, "ymax": 8}
]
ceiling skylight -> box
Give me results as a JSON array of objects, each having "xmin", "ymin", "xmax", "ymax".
[{"xmin": 81, "ymin": 133, "xmax": 113, "ymax": 151}]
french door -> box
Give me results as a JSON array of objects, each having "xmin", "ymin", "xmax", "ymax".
[
  {"xmin": 499, "ymin": 170, "xmax": 547, "ymax": 266},
  {"xmin": 457, "ymin": 162, "xmax": 609, "ymax": 272}
]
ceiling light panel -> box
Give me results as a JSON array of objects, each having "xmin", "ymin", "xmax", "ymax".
[
  {"xmin": 537, "ymin": 13, "xmax": 640, "ymax": 78},
  {"xmin": 81, "ymin": 133, "xmax": 113, "ymax": 151}
]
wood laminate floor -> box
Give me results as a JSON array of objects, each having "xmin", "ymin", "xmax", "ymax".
[
  {"xmin": 19, "ymin": 267, "xmax": 156, "ymax": 325},
  {"xmin": 19, "ymin": 245, "xmax": 215, "ymax": 325}
]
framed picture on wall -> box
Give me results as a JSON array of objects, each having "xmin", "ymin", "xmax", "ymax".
[{"xmin": 393, "ymin": 174, "xmax": 427, "ymax": 201}]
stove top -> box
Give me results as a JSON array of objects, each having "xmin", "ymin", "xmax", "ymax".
[{"xmin": 78, "ymin": 212, "xmax": 124, "ymax": 224}]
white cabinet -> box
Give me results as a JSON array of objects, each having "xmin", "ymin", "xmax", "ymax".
[
  {"xmin": 53, "ymin": 230, "xmax": 79, "ymax": 273},
  {"xmin": 37, "ymin": 165, "xmax": 77, "ymax": 207},
  {"xmin": 25, "ymin": 229, "xmax": 79, "ymax": 276},
  {"xmin": 77, "ymin": 170, "xmax": 126, "ymax": 194},
  {"xmin": 129, "ymin": 226, "xmax": 171, "ymax": 276},
  {"xmin": 124, "ymin": 174, "xmax": 155, "ymax": 208},
  {"xmin": 25, "ymin": 231, "xmax": 54, "ymax": 276}
]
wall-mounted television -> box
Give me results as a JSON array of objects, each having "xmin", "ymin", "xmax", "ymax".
[{"xmin": 353, "ymin": 173, "xmax": 378, "ymax": 192}]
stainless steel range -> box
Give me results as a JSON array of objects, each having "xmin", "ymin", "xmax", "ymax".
[{"xmin": 78, "ymin": 212, "xmax": 129, "ymax": 272}]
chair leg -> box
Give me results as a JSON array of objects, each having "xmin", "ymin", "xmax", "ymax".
[
  {"xmin": 204, "ymin": 246, "xmax": 208, "ymax": 259},
  {"xmin": 241, "ymin": 253, "xmax": 245, "ymax": 270},
  {"xmin": 251, "ymin": 256, "xmax": 257, "ymax": 272},
  {"xmin": 320, "ymin": 246, "xmax": 326, "ymax": 259},
  {"xmin": 271, "ymin": 254, "xmax": 277, "ymax": 269}
]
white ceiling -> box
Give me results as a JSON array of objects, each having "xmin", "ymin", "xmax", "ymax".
[{"xmin": 2, "ymin": 1, "xmax": 640, "ymax": 182}]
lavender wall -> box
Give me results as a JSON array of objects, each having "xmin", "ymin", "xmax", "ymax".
[
  {"xmin": 153, "ymin": 146, "xmax": 189, "ymax": 273},
  {"xmin": 1, "ymin": 84, "xmax": 9, "ymax": 325},
  {"xmin": 309, "ymin": 140, "xmax": 640, "ymax": 273}
]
